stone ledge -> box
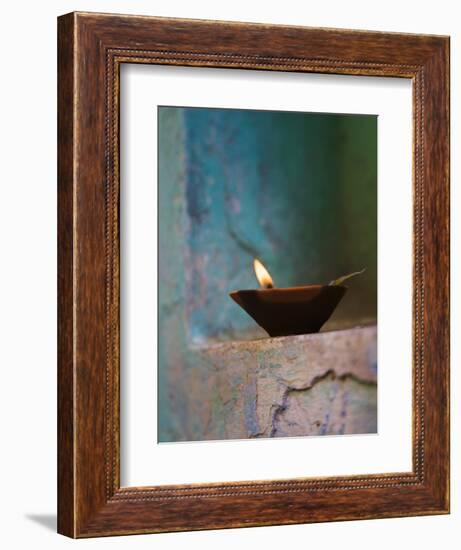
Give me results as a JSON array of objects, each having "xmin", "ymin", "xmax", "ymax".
[
  {"xmin": 177, "ymin": 325, "xmax": 378, "ymax": 441},
  {"xmin": 198, "ymin": 325, "xmax": 377, "ymax": 384}
]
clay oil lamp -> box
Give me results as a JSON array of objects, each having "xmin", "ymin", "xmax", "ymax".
[{"xmin": 229, "ymin": 259, "xmax": 364, "ymax": 338}]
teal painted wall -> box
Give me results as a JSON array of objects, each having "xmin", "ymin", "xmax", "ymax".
[{"xmin": 160, "ymin": 106, "xmax": 377, "ymax": 344}]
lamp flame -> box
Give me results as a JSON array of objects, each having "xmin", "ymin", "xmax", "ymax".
[{"xmin": 253, "ymin": 258, "xmax": 274, "ymax": 289}]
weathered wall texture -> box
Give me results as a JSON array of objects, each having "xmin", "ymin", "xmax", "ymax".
[
  {"xmin": 198, "ymin": 325, "xmax": 377, "ymax": 440},
  {"xmin": 158, "ymin": 106, "xmax": 377, "ymax": 442},
  {"xmin": 161, "ymin": 326, "xmax": 377, "ymax": 442},
  {"xmin": 160, "ymin": 106, "xmax": 377, "ymax": 344}
]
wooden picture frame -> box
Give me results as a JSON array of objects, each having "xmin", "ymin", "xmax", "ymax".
[{"xmin": 57, "ymin": 11, "xmax": 450, "ymax": 537}]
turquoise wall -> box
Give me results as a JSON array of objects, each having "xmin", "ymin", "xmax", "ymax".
[{"xmin": 159, "ymin": 106, "xmax": 377, "ymax": 344}]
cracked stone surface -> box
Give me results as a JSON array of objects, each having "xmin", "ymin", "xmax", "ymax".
[
  {"xmin": 270, "ymin": 372, "xmax": 377, "ymax": 438},
  {"xmin": 160, "ymin": 325, "xmax": 377, "ymax": 442}
]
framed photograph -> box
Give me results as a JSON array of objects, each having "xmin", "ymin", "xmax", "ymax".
[{"xmin": 57, "ymin": 12, "xmax": 450, "ymax": 537}]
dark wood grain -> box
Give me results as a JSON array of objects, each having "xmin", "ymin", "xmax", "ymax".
[
  {"xmin": 57, "ymin": 13, "xmax": 75, "ymax": 538},
  {"xmin": 57, "ymin": 11, "xmax": 450, "ymax": 538}
]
